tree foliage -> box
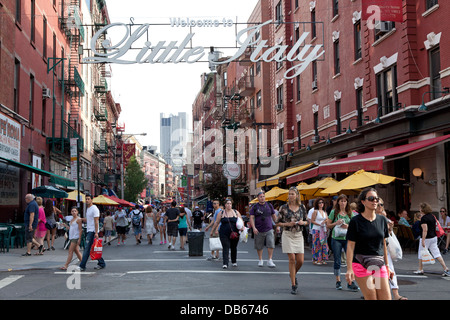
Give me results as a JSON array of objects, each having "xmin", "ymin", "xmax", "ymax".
[{"xmin": 124, "ymin": 155, "xmax": 148, "ymax": 203}]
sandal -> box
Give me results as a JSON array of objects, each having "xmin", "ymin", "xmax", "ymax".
[
  {"xmin": 397, "ymin": 296, "xmax": 408, "ymax": 300},
  {"xmin": 59, "ymin": 266, "xmax": 67, "ymax": 270},
  {"xmin": 413, "ymin": 270, "xmax": 424, "ymax": 275}
]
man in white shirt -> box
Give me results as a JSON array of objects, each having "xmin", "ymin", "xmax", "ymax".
[{"xmin": 78, "ymin": 194, "xmax": 106, "ymax": 271}]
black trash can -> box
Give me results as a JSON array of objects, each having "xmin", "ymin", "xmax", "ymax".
[{"xmin": 188, "ymin": 231, "xmax": 204, "ymax": 256}]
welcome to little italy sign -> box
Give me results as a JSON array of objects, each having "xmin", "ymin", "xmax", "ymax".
[{"xmin": 82, "ymin": 19, "xmax": 324, "ymax": 80}]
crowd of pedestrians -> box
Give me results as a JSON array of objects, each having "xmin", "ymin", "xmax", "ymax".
[{"xmin": 18, "ymin": 188, "xmax": 450, "ymax": 300}]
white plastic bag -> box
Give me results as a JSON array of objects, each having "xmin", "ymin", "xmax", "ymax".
[
  {"xmin": 209, "ymin": 237, "xmax": 222, "ymax": 251},
  {"xmin": 421, "ymin": 248, "xmax": 435, "ymax": 265},
  {"xmin": 388, "ymin": 232, "xmax": 403, "ymax": 261},
  {"xmin": 236, "ymin": 217, "xmax": 244, "ymax": 230},
  {"xmin": 239, "ymin": 227, "xmax": 249, "ymax": 243}
]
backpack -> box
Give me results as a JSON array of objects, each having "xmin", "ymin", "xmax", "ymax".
[{"xmin": 132, "ymin": 211, "xmax": 141, "ymax": 226}]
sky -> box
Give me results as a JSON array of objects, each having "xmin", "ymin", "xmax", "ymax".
[{"xmin": 104, "ymin": 0, "xmax": 259, "ymax": 151}]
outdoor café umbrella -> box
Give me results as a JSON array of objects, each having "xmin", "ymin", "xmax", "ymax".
[
  {"xmin": 321, "ymin": 170, "xmax": 397, "ymax": 195},
  {"xmin": 66, "ymin": 190, "xmax": 85, "ymax": 202},
  {"xmin": 299, "ymin": 177, "xmax": 339, "ymax": 197},
  {"xmin": 92, "ymin": 195, "xmax": 119, "ymax": 205},
  {"xmin": 105, "ymin": 195, "xmax": 133, "ymax": 207},
  {"xmin": 249, "ymin": 187, "xmax": 288, "ymax": 203},
  {"xmin": 31, "ymin": 185, "xmax": 68, "ymax": 199}
]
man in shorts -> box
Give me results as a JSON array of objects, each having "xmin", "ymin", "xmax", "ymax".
[
  {"xmin": 249, "ymin": 191, "xmax": 277, "ymax": 268},
  {"xmin": 165, "ymin": 201, "xmax": 180, "ymax": 250},
  {"xmin": 22, "ymin": 194, "xmax": 40, "ymax": 256}
]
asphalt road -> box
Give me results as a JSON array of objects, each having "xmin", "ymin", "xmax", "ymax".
[{"xmin": 1, "ymin": 230, "xmax": 450, "ymax": 309}]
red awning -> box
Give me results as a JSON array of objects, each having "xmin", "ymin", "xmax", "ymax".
[
  {"xmin": 286, "ymin": 134, "xmax": 450, "ymax": 184},
  {"xmin": 105, "ymin": 195, "xmax": 134, "ymax": 207}
]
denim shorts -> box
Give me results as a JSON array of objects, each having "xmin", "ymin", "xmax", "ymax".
[{"xmin": 133, "ymin": 225, "xmax": 142, "ymax": 235}]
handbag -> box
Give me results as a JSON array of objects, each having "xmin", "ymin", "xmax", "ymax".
[
  {"xmin": 421, "ymin": 248, "xmax": 435, "ymax": 265},
  {"xmin": 45, "ymin": 220, "xmax": 56, "ymax": 230},
  {"xmin": 209, "ymin": 237, "xmax": 222, "ymax": 251},
  {"xmin": 434, "ymin": 215, "xmax": 445, "ymax": 238},
  {"xmin": 334, "ymin": 224, "xmax": 347, "ymax": 238},
  {"xmin": 90, "ymin": 238, "xmax": 103, "ymax": 260},
  {"xmin": 226, "ymin": 211, "xmax": 240, "ymax": 240},
  {"xmin": 387, "ymin": 232, "xmax": 403, "ymax": 261}
]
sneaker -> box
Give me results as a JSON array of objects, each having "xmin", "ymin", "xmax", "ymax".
[
  {"xmin": 291, "ymin": 285, "xmax": 298, "ymax": 295},
  {"xmin": 76, "ymin": 266, "xmax": 86, "ymax": 272},
  {"xmin": 443, "ymin": 269, "xmax": 450, "ymax": 277},
  {"xmin": 232, "ymin": 263, "xmax": 238, "ymax": 267},
  {"xmin": 206, "ymin": 255, "xmax": 214, "ymax": 261},
  {"xmin": 94, "ymin": 265, "xmax": 105, "ymax": 270},
  {"xmin": 267, "ymin": 259, "xmax": 276, "ymax": 268},
  {"xmin": 336, "ymin": 281, "xmax": 342, "ymax": 290},
  {"xmin": 413, "ymin": 270, "xmax": 424, "ymax": 275},
  {"xmin": 168, "ymin": 244, "xmax": 172, "ymax": 250},
  {"xmin": 258, "ymin": 260, "xmax": 264, "ymax": 267},
  {"xmin": 222, "ymin": 265, "xmax": 228, "ymax": 269},
  {"xmin": 160, "ymin": 241, "xmax": 163, "ymax": 245},
  {"xmin": 347, "ymin": 281, "xmax": 359, "ymax": 292}
]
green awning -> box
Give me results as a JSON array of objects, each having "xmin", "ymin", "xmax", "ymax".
[{"xmin": 0, "ymin": 156, "xmax": 75, "ymax": 188}]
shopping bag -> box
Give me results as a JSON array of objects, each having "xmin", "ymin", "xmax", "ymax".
[
  {"xmin": 421, "ymin": 248, "xmax": 435, "ymax": 265},
  {"xmin": 209, "ymin": 237, "xmax": 222, "ymax": 251},
  {"xmin": 90, "ymin": 238, "xmax": 103, "ymax": 260},
  {"xmin": 388, "ymin": 232, "xmax": 403, "ymax": 261},
  {"xmin": 239, "ymin": 227, "xmax": 249, "ymax": 243}
]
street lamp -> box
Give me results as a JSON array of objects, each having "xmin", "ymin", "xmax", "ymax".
[{"xmin": 119, "ymin": 132, "xmax": 147, "ymax": 199}]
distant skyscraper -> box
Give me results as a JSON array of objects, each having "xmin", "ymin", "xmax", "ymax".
[{"xmin": 160, "ymin": 112, "xmax": 188, "ymax": 172}]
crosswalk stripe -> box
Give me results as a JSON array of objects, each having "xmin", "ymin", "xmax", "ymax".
[{"xmin": 0, "ymin": 275, "xmax": 24, "ymax": 289}]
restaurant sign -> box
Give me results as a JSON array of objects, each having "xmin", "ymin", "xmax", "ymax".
[{"xmin": 82, "ymin": 19, "xmax": 325, "ymax": 80}]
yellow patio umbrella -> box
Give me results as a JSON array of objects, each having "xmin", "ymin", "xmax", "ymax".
[
  {"xmin": 300, "ymin": 177, "xmax": 339, "ymax": 197},
  {"xmin": 249, "ymin": 187, "xmax": 289, "ymax": 204},
  {"xmin": 322, "ymin": 170, "xmax": 397, "ymax": 195},
  {"xmin": 92, "ymin": 195, "xmax": 119, "ymax": 205},
  {"xmin": 264, "ymin": 187, "xmax": 289, "ymax": 201},
  {"xmin": 66, "ymin": 190, "xmax": 85, "ymax": 202}
]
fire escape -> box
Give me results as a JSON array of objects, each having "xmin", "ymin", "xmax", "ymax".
[{"xmin": 47, "ymin": 0, "xmax": 84, "ymax": 157}]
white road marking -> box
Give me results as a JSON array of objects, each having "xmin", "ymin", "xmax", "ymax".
[{"xmin": 0, "ymin": 275, "xmax": 24, "ymax": 289}]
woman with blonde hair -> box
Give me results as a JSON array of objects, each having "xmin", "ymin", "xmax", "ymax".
[
  {"xmin": 276, "ymin": 187, "xmax": 308, "ymax": 294},
  {"xmin": 414, "ymin": 202, "xmax": 450, "ymax": 276}
]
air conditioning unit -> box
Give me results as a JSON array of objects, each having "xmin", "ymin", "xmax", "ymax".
[
  {"xmin": 312, "ymin": 80, "xmax": 318, "ymax": 90},
  {"xmin": 276, "ymin": 104, "xmax": 283, "ymax": 111},
  {"xmin": 42, "ymin": 88, "xmax": 51, "ymax": 99},
  {"xmin": 375, "ymin": 21, "xmax": 391, "ymax": 32}
]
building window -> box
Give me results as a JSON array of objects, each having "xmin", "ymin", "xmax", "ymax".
[
  {"xmin": 354, "ymin": 20, "xmax": 362, "ymax": 60},
  {"xmin": 42, "ymin": 99, "xmax": 46, "ymax": 133},
  {"xmin": 31, "ymin": 0, "xmax": 36, "ymax": 43},
  {"xmin": 29, "ymin": 74, "xmax": 34, "ymax": 125},
  {"xmin": 429, "ymin": 46, "xmax": 442, "ymax": 99},
  {"xmin": 295, "ymin": 0, "xmax": 299, "ymax": 10},
  {"xmin": 334, "ymin": 39, "xmax": 340, "ymax": 75},
  {"xmin": 426, "ymin": 0, "xmax": 438, "ymax": 10},
  {"xmin": 297, "ymin": 121, "xmax": 301, "ymax": 149},
  {"xmin": 278, "ymin": 128, "xmax": 284, "ymax": 154},
  {"xmin": 376, "ymin": 65, "xmax": 398, "ymax": 116},
  {"xmin": 14, "ymin": 59, "xmax": 20, "ymax": 112},
  {"xmin": 314, "ymin": 112, "xmax": 319, "ymax": 138},
  {"xmin": 311, "ymin": 9, "xmax": 317, "ymax": 39},
  {"xmin": 43, "ymin": 16, "xmax": 47, "ymax": 59},
  {"xmin": 276, "ymin": 85, "xmax": 283, "ymax": 111},
  {"xmin": 256, "ymin": 61, "xmax": 261, "ymax": 75},
  {"xmin": 296, "ymin": 75, "xmax": 301, "ymax": 101},
  {"xmin": 374, "ymin": 21, "xmax": 395, "ymax": 41},
  {"xmin": 332, "ymin": 0, "xmax": 339, "ymax": 17},
  {"xmin": 312, "ymin": 61, "xmax": 318, "ymax": 90},
  {"xmin": 257, "ymin": 90, "xmax": 262, "ymax": 108},
  {"xmin": 275, "ymin": 1, "xmax": 283, "ymax": 25},
  {"xmin": 335, "ymin": 100, "xmax": 341, "ymax": 134},
  {"xmin": 356, "ymin": 87, "xmax": 363, "ymax": 126},
  {"xmin": 15, "ymin": 0, "xmax": 21, "ymax": 24}
]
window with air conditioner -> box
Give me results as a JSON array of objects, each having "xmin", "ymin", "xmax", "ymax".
[{"xmin": 374, "ymin": 21, "xmax": 395, "ymax": 41}]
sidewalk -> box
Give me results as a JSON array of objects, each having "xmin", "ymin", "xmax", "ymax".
[{"xmin": 0, "ymin": 235, "xmax": 116, "ymax": 272}]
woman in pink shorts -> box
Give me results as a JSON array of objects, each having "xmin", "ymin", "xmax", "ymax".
[{"xmin": 345, "ymin": 188, "xmax": 394, "ymax": 300}]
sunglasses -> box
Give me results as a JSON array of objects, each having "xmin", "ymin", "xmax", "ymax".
[{"xmin": 365, "ymin": 196, "xmax": 380, "ymax": 202}]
